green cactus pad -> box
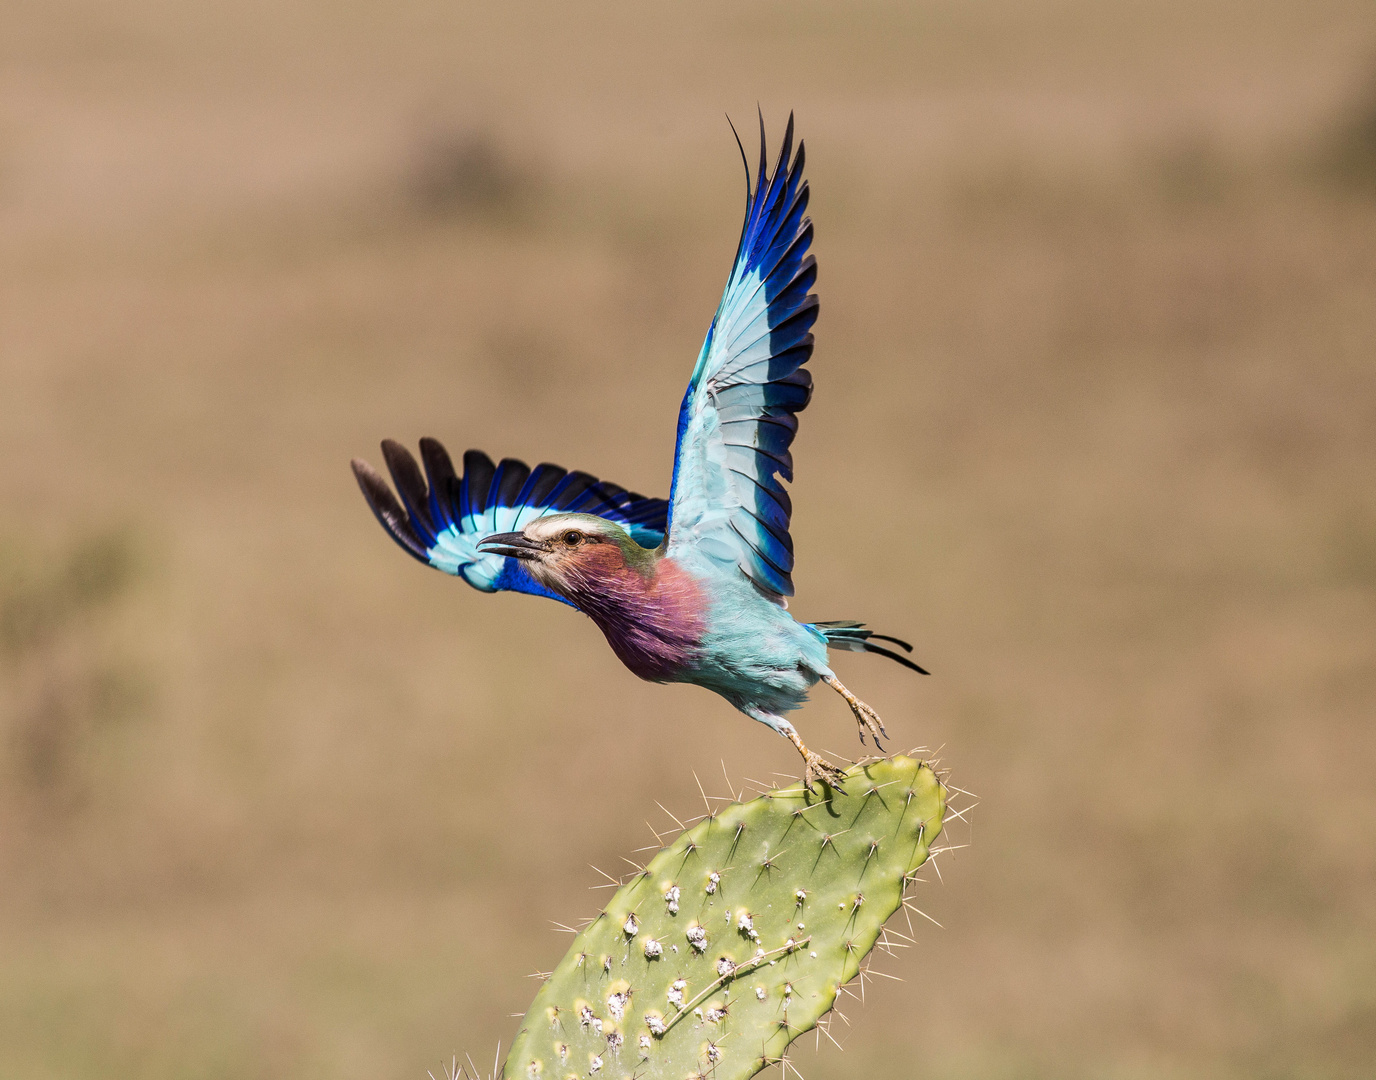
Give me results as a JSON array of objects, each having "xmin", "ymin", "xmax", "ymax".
[{"xmin": 503, "ymin": 755, "xmax": 947, "ymax": 1080}]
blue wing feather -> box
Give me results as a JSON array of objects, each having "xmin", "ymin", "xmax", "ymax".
[
  {"xmin": 353, "ymin": 439, "xmax": 668, "ymax": 606},
  {"xmin": 666, "ymin": 113, "xmax": 816, "ymax": 601}
]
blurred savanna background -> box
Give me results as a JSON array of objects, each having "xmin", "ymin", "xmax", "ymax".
[{"xmin": 3, "ymin": 2, "xmax": 1375, "ymax": 1077}]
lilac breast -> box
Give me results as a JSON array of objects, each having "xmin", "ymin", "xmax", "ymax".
[{"xmin": 572, "ymin": 558, "xmax": 706, "ymax": 682}]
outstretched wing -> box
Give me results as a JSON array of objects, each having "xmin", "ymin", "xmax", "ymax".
[
  {"xmin": 665, "ymin": 113, "xmax": 816, "ymax": 602},
  {"xmin": 352, "ymin": 439, "xmax": 668, "ymax": 605}
]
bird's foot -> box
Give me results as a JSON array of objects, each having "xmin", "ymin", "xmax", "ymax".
[
  {"xmin": 851, "ymin": 698, "xmax": 888, "ymax": 750},
  {"xmin": 802, "ymin": 748, "xmax": 848, "ymax": 791},
  {"xmin": 781, "ymin": 725, "xmax": 848, "ymax": 790},
  {"xmin": 821, "ymin": 674, "xmax": 889, "ymax": 750}
]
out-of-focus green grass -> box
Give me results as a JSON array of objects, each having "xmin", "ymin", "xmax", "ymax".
[{"xmin": 1, "ymin": 2, "xmax": 1374, "ymax": 1078}]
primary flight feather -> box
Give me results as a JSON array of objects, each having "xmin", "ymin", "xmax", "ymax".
[{"xmin": 352, "ymin": 114, "xmax": 926, "ymax": 786}]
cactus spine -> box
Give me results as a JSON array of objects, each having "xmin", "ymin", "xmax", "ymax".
[{"xmin": 504, "ymin": 755, "xmax": 947, "ymax": 1080}]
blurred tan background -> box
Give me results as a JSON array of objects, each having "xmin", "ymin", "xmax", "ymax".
[{"xmin": 2, "ymin": 2, "xmax": 1375, "ymax": 1077}]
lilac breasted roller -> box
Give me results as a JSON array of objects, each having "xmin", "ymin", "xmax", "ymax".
[{"xmin": 352, "ymin": 114, "xmax": 927, "ymax": 786}]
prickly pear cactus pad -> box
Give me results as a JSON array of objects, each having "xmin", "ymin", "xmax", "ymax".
[{"xmin": 503, "ymin": 755, "xmax": 947, "ymax": 1080}]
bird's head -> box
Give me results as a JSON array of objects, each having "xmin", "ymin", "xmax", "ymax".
[{"xmin": 476, "ymin": 513, "xmax": 654, "ymax": 598}]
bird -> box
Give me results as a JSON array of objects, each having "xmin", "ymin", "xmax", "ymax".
[{"xmin": 351, "ymin": 114, "xmax": 927, "ymax": 787}]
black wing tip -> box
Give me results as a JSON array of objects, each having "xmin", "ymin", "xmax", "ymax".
[
  {"xmin": 379, "ymin": 438, "xmax": 423, "ymax": 491},
  {"xmin": 379, "ymin": 439, "xmax": 436, "ymax": 535},
  {"xmin": 379, "ymin": 437, "xmax": 410, "ymax": 462},
  {"xmin": 726, "ymin": 113, "xmax": 751, "ymax": 203},
  {"xmin": 418, "ymin": 437, "xmax": 458, "ymax": 482},
  {"xmin": 744, "ymin": 109, "xmax": 803, "ymax": 176},
  {"xmin": 350, "ymin": 455, "xmax": 431, "ymax": 563},
  {"xmin": 775, "ymin": 111, "xmax": 796, "ymax": 176},
  {"xmin": 351, "ymin": 456, "xmax": 393, "ymax": 504},
  {"xmin": 756, "ymin": 106, "xmax": 769, "ymax": 188},
  {"xmin": 463, "ymin": 447, "xmax": 496, "ymax": 466}
]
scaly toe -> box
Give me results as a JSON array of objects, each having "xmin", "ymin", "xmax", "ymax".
[
  {"xmin": 853, "ymin": 707, "xmax": 888, "ymax": 750},
  {"xmin": 803, "ymin": 750, "xmax": 848, "ymax": 790}
]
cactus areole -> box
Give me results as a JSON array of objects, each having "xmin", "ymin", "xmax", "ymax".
[{"xmin": 504, "ymin": 755, "xmax": 947, "ymax": 1080}]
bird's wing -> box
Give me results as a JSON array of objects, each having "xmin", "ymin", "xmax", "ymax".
[
  {"xmin": 665, "ymin": 113, "xmax": 816, "ymax": 603},
  {"xmin": 352, "ymin": 439, "xmax": 667, "ymax": 603}
]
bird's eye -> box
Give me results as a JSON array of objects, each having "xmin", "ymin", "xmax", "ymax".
[{"xmin": 562, "ymin": 530, "xmax": 584, "ymax": 546}]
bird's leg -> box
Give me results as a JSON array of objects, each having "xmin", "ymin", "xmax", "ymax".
[
  {"xmin": 779, "ymin": 723, "xmax": 847, "ymax": 790},
  {"xmin": 821, "ymin": 673, "xmax": 888, "ymax": 749},
  {"xmin": 745, "ymin": 709, "xmax": 847, "ymax": 790}
]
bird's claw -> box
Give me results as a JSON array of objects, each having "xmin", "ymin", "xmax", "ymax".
[
  {"xmin": 802, "ymin": 749, "xmax": 848, "ymax": 791},
  {"xmin": 821, "ymin": 674, "xmax": 889, "ymax": 752},
  {"xmin": 851, "ymin": 700, "xmax": 888, "ymax": 751}
]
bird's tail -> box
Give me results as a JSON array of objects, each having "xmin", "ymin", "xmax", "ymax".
[{"xmin": 810, "ymin": 620, "xmax": 929, "ymax": 675}]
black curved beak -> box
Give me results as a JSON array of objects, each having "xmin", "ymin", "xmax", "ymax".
[{"xmin": 476, "ymin": 532, "xmax": 545, "ymax": 560}]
